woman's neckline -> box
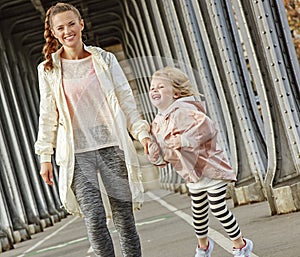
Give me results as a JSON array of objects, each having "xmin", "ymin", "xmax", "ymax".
[{"xmin": 61, "ymin": 55, "xmax": 92, "ymax": 62}]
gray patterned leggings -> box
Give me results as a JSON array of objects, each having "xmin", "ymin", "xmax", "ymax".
[{"xmin": 73, "ymin": 147, "xmax": 141, "ymax": 257}]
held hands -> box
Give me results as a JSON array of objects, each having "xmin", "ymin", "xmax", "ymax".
[
  {"xmin": 142, "ymin": 137, "xmax": 165, "ymax": 166},
  {"xmin": 141, "ymin": 137, "xmax": 151, "ymax": 154},
  {"xmin": 40, "ymin": 162, "xmax": 54, "ymax": 186},
  {"xmin": 148, "ymin": 141, "xmax": 166, "ymax": 166},
  {"xmin": 148, "ymin": 141, "xmax": 161, "ymax": 163}
]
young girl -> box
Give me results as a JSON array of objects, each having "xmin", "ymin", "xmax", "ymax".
[
  {"xmin": 147, "ymin": 67, "xmax": 253, "ymax": 257},
  {"xmin": 35, "ymin": 3, "xmax": 150, "ymax": 257}
]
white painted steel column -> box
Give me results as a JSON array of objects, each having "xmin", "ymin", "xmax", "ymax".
[
  {"xmin": 198, "ymin": 0, "xmax": 266, "ymax": 187},
  {"xmin": 180, "ymin": 0, "xmax": 234, "ymax": 163}
]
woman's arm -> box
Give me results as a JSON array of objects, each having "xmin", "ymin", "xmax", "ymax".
[
  {"xmin": 108, "ymin": 53, "xmax": 150, "ymax": 143},
  {"xmin": 34, "ymin": 64, "xmax": 58, "ymax": 163}
]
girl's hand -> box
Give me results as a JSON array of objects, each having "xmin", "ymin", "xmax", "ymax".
[
  {"xmin": 148, "ymin": 141, "xmax": 166, "ymax": 166},
  {"xmin": 148, "ymin": 141, "xmax": 160, "ymax": 163},
  {"xmin": 40, "ymin": 162, "xmax": 54, "ymax": 186}
]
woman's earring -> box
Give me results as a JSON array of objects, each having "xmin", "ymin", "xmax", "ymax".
[{"xmin": 82, "ymin": 32, "xmax": 88, "ymax": 43}]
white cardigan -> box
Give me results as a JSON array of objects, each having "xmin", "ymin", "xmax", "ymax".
[{"xmin": 35, "ymin": 45, "xmax": 150, "ymax": 216}]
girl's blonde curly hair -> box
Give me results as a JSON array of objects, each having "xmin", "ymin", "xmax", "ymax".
[{"xmin": 152, "ymin": 66, "xmax": 197, "ymax": 98}]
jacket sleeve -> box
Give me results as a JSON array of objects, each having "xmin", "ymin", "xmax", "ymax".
[
  {"xmin": 34, "ymin": 64, "xmax": 58, "ymax": 163},
  {"xmin": 166, "ymin": 108, "xmax": 217, "ymax": 153},
  {"xmin": 108, "ymin": 53, "xmax": 150, "ymax": 142}
]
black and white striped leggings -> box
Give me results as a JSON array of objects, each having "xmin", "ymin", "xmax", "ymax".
[
  {"xmin": 190, "ymin": 184, "xmax": 242, "ymax": 240},
  {"xmin": 72, "ymin": 147, "xmax": 141, "ymax": 257}
]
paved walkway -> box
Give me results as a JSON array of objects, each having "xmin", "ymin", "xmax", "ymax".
[{"xmin": 1, "ymin": 189, "xmax": 299, "ymax": 257}]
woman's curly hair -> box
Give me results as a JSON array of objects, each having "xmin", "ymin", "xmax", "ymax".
[{"xmin": 42, "ymin": 3, "xmax": 81, "ymax": 71}]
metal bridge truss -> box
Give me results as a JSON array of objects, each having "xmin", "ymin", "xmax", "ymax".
[
  {"xmin": 0, "ymin": 0, "xmax": 299, "ymax": 252},
  {"xmin": 120, "ymin": 0, "xmax": 300, "ymax": 216}
]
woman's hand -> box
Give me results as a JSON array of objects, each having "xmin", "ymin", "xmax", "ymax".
[
  {"xmin": 141, "ymin": 137, "xmax": 151, "ymax": 154},
  {"xmin": 40, "ymin": 162, "xmax": 54, "ymax": 186}
]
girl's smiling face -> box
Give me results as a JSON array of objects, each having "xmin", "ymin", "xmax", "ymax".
[
  {"xmin": 149, "ymin": 76, "xmax": 179, "ymax": 112},
  {"xmin": 51, "ymin": 10, "xmax": 84, "ymax": 48}
]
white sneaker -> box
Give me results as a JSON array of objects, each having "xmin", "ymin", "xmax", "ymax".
[
  {"xmin": 232, "ymin": 238, "xmax": 253, "ymax": 257},
  {"xmin": 195, "ymin": 238, "xmax": 214, "ymax": 257}
]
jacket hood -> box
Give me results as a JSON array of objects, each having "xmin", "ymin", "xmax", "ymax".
[
  {"xmin": 158, "ymin": 96, "xmax": 206, "ymax": 117},
  {"xmin": 51, "ymin": 44, "xmax": 107, "ymax": 69}
]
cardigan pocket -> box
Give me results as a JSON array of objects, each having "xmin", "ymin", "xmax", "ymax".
[{"xmin": 55, "ymin": 123, "xmax": 69, "ymax": 166}]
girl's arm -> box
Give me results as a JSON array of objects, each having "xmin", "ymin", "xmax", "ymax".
[{"xmin": 165, "ymin": 108, "xmax": 217, "ymax": 152}]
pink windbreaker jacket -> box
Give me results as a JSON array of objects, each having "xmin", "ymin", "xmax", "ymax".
[{"xmin": 150, "ymin": 96, "xmax": 237, "ymax": 183}]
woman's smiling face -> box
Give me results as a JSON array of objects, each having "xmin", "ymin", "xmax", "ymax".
[
  {"xmin": 149, "ymin": 76, "xmax": 179, "ymax": 112},
  {"xmin": 51, "ymin": 10, "xmax": 84, "ymax": 48}
]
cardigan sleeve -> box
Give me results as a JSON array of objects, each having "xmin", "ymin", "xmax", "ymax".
[
  {"xmin": 34, "ymin": 63, "xmax": 58, "ymax": 163},
  {"xmin": 108, "ymin": 53, "xmax": 150, "ymax": 142}
]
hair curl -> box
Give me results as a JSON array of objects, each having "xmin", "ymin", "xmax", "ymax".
[
  {"xmin": 42, "ymin": 3, "xmax": 82, "ymax": 71},
  {"xmin": 152, "ymin": 66, "xmax": 196, "ymax": 98}
]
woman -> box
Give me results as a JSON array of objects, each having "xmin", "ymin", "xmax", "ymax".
[{"xmin": 35, "ymin": 3, "xmax": 150, "ymax": 257}]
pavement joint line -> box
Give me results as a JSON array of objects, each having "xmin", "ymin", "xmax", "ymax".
[
  {"xmin": 87, "ymin": 215, "xmax": 170, "ymax": 255},
  {"xmin": 25, "ymin": 237, "xmax": 88, "ymax": 255},
  {"xmin": 87, "ymin": 246, "xmax": 93, "ymax": 253},
  {"xmin": 16, "ymin": 216, "xmax": 79, "ymax": 257},
  {"xmin": 146, "ymin": 191, "xmax": 259, "ymax": 257}
]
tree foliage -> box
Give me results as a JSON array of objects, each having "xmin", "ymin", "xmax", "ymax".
[{"xmin": 284, "ymin": 0, "xmax": 300, "ymax": 62}]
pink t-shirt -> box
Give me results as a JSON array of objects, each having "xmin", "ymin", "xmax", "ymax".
[{"xmin": 61, "ymin": 55, "xmax": 118, "ymax": 153}]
